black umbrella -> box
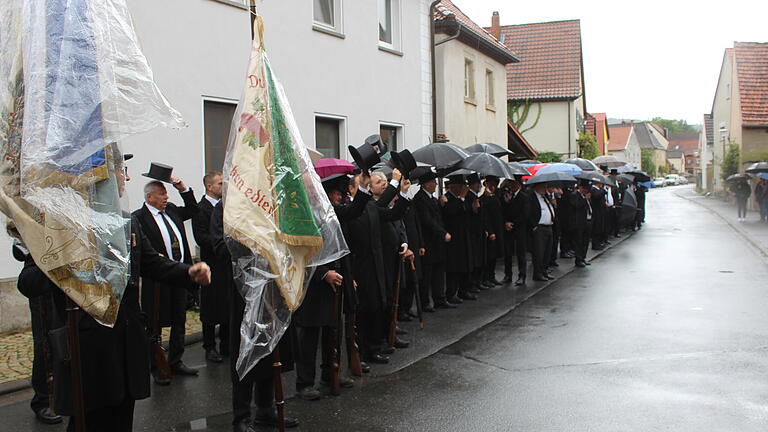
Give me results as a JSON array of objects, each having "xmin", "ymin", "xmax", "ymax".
[
  {"xmin": 507, "ymin": 162, "xmax": 531, "ymax": 176},
  {"xmin": 564, "ymin": 158, "xmax": 599, "ymax": 171},
  {"xmin": 618, "ymin": 187, "xmax": 638, "ymax": 227},
  {"xmin": 592, "ymin": 155, "xmax": 627, "ymax": 168},
  {"xmin": 465, "ymin": 143, "xmax": 514, "ymax": 158},
  {"xmin": 520, "ymin": 159, "xmax": 542, "ymax": 164},
  {"xmin": 373, "ymin": 161, "xmax": 432, "ymax": 182},
  {"xmin": 625, "ymin": 170, "xmax": 651, "ymax": 182},
  {"xmin": 746, "ymin": 162, "xmax": 768, "ymax": 174},
  {"xmin": 458, "ymin": 152, "xmax": 515, "ymax": 178},
  {"xmin": 617, "ymin": 174, "xmax": 636, "ymax": 184},
  {"xmin": 526, "ymin": 171, "xmax": 577, "ymax": 185},
  {"xmin": 411, "ymin": 142, "xmax": 469, "ymax": 170},
  {"xmin": 726, "ymin": 173, "xmax": 750, "ymax": 182},
  {"xmin": 575, "ymin": 172, "xmax": 611, "ymax": 185}
]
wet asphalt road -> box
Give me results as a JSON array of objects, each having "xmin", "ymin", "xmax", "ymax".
[{"xmin": 4, "ymin": 185, "xmax": 768, "ymax": 431}]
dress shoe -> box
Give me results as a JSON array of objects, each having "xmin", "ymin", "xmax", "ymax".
[
  {"xmin": 490, "ymin": 278, "xmax": 502, "ymax": 286},
  {"xmin": 171, "ymin": 362, "xmax": 199, "ymax": 376},
  {"xmin": 447, "ymin": 296, "xmax": 463, "ymax": 304},
  {"xmin": 532, "ymin": 275, "xmax": 548, "ymax": 282},
  {"xmin": 360, "ymin": 361, "xmax": 371, "ymax": 373},
  {"xmin": 397, "ymin": 313, "xmax": 412, "ymax": 322},
  {"xmin": 514, "ymin": 277, "xmax": 526, "ymax": 286},
  {"xmin": 458, "ymin": 291, "xmax": 477, "ymax": 301},
  {"xmin": 584, "ymin": 261, "xmax": 591, "ymax": 265},
  {"xmin": 152, "ymin": 372, "xmax": 171, "ymax": 386},
  {"xmin": 379, "ymin": 346, "xmax": 395, "ymax": 355},
  {"xmin": 34, "ymin": 408, "xmax": 62, "ymax": 425},
  {"xmin": 396, "ymin": 326, "xmax": 408, "ymax": 335},
  {"xmin": 480, "ymin": 281, "xmax": 494, "ymax": 289},
  {"xmin": 575, "ymin": 261, "xmax": 586, "ymax": 268},
  {"xmin": 422, "ymin": 304, "xmax": 435, "ymax": 312},
  {"xmin": 321, "ymin": 375, "xmax": 354, "ymax": 389},
  {"xmin": 253, "ymin": 410, "xmax": 299, "ymax": 429},
  {"xmin": 502, "ymin": 275, "xmax": 513, "ymax": 283},
  {"xmin": 435, "ymin": 301, "xmax": 456, "ymax": 309},
  {"xmin": 545, "ymin": 274, "xmax": 555, "ymax": 281},
  {"xmin": 592, "ymin": 245, "xmax": 604, "ymax": 251},
  {"xmin": 296, "ymin": 386, "xmax": 321, "ymax": 401},
  {"xmin": 364, "ymin": 353, "xmax": 389, "ymax": 364},
  {"xmin": 394, "ymin": 338, "xmax": 410, "ymax": 348},
  {"xmin": 235, "ymin": 418, "xmax": 257, "ymax": 432},
  {"xmin": 468, "ymin": 285, "xmax": 481, "ymax": 293},
  {"xmin": 407, "ymin": 311, "xmax": 418, "ymax": 318},
  {"xmin": 548, "ymin": 261, "xmax": 560, "ymax": 267},
  {"xmin": 205, "ymin": 349, "xmax": 223, "ymax": 363}
]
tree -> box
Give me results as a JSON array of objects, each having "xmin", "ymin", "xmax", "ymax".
[
  {"xmin": 577, "ymin": 132, "xmax": 599, "ymax": 160},
  {"xmin": 650, "ymin": 117, "xmax": 699, "ymax": 134},
  {"xmin": 658, "ymin": 164, "xmax": 669, "ymax": 175},
  {"xmin": 536, "ymin": 152, "xmax": 562, "ymax": 163},
  {"xmin": 721, "ymin": 142, "xmax": 740, "ymax": 181},
  {"xmin": 641, "ymin": 149, "xmax": 656, "ymax": 176}
]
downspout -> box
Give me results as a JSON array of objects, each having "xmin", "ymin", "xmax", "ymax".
[
  {"xmin": 430, "ymin": 1, "xmax": 440, "ymax": 143},
  {"xmin": 568, "ymin": 100, "xmax": 572, "ymax": 158}
]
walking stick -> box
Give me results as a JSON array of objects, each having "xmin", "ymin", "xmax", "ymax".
[
  {"xmin": 39, "ymin": 295, "xmax": 57, "ymax": 414},
  {"xmin": 409, "ymin": 258, "xmax": 424, "ymax": 330},
  {"xmin": 272, "ymin": 346, "xmax": 286, "ymax": 432},
  {"xmin": 152, "ymin": 283, "xmax": 172, "ymax": 381},
  {"xmin": 387, "ymin": 255, "xmax": 405, "ymax": 348},
  {"xmin": 345, "ymin": 312, "xmax": 363, "ymax": 377},
  {"xmin": 329, "ymin": 279, "xmax": 342, "ymax": 396},
  {"xmin": 65, "ymin": 297, "xmax": 86, "ymax": 432}
]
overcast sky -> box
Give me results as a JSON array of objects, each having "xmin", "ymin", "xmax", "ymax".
[{"xmin": 452, "ymin": 0, "xmax": 766, "ymax": 126}]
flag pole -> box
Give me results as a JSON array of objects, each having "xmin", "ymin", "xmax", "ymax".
[
  {"xmin": 66, "ymin": 297, "xmax": 87, "ymax": 432},
  {"xmin": 249, "ymin": 0, "xmax": 257, "ymax": 40}
]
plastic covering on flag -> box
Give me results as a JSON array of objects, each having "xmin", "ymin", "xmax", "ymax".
[
  {"xmin": 0, "ymin": 0, "xmax": 185, "ymax": 326},
  {"xmin": 222, "ymin": 16, "xmax": 348, "ymax": 379}
]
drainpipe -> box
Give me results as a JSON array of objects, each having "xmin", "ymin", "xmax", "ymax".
[
  {"xmin": 430, "ymin": 0, "xmax": 440, "ymax": 143},
  {"xmin": 567, "ymin": 100, "xmax": 572, "ymax": 158}
]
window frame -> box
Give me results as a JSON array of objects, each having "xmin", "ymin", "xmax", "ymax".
[
  {"xmin": 201, "ymin": 96, "xmax": 238, "ymax": 175},
  {"xmin": 485, "ymin": 68, "xmax": 495, "ymax": 111},
  {"xmin": 314, "ymin": 113, "xmax": 347, "ymax": 160},
  {"xmin": 464, "ymin": 58, "xmax": 476, "ymax": 105},
  {"xmin": 378, "ymin": 0, "xmax": 402, "ymax": 54},
  {"xmin": 313, "ymin": 0, "xmax": 344, "ymax": 38},
  {"xmin": 379, "ymin": 121, "xmax": 404, "ymax": 153}
]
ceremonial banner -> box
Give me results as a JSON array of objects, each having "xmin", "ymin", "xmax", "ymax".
[
  {"xmin": 0, "ymin": 0, "xmax": 184, "ymax": 326},
  {"xmin": 223, "ymin": 16, "xmax": 348, "ymax": 378}
]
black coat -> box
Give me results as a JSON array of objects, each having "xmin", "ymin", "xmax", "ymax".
[
  {"xmin": 443, "ymin": 192, "xmax": 471, "ymax": 273},
  {"xmin": 52, "ymin": 215, "xmax": 191, "ymax": 415},
  {"xmin": 413, "ymin": 189, "xmax": 447, "ymax": 264},
  {"xmin": 526, "ymin": 191, "xmax": 556, "ymax": 229},
  {"xmin": 503, "ymin": 190, "xmax": 529, "ymax": 232},
  {"xmin": 481, "ymin": 193, "xmax": 505, "ymax": 259},
  {"xmin": 133, "ymin": 189, "xmax": 198, "ymax": 327},
  {"xmin": 466, "ymin": 191, "xmax": 485, "ymax": 269},
  {"xmin": 403, "ymin": 206, "xmax": 424, "ymax": 279},
  {"xmin": 192, "ymin": 197, "xmax": 229, "ymax": 325},
  {"xmin": 568, "ymin": 191, "xmax": 592, "ymax": 228}
]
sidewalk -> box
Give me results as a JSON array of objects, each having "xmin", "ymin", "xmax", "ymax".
[{"xmin": 675, "ymin": 185, "xmax": 768, "ymax": 258}]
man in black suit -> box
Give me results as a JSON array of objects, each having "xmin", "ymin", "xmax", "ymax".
[
  {"xmin": 412, "ymin": 172, "xmax": 451, "ymax": 310},
  {"xmin": 527, "ymin": 183, "xmax": 556, "ymax": 281},
  {"xmin": 443, "ymin": 175, "xmax": 474, "ymax": 303},
  {"xmin": 481, "ymin": 176, "xmax": 504, "ymax": 286},
  {"xmin": 192, "ymin": 171, "xmax": 229, "ymax": 364},
  {"xmin": 501, "ymin": 179, "xmax": 528, "ymax": 285},
  {"xmin": 133, "ymin": 174, "xmax": 200, "ymax": 382},
  {"xmin": 590, "ymin": 184, "xmax": 607, "ymax": 250},
  {"xmin": 465, "ymin": 174, "xmax": 485, "ymax": 294},
  {"xmin": 569, "ymin": 180, "xmax": 594, "ymax": 267}
]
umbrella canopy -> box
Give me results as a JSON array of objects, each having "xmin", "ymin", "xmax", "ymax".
[
  {"xmin": 746, "ymin": 162, "xmax": 768, "ymax": 174},
  {"xmin": 526, "ymin": 171, "xmax": 577, "ymax": 185},
  {"xmin": 465, "ymin": 142, "xmax": 514, "ymax": 158},
  {"xmin": 314, "ymin": 158, "xmax": 355, "ymax": 178},
  {"xmin": 626, "ymin": 170, "xmax": 651, "ymax": 182},
  {"xmin": 592, "ymin": 155, "xmax": 627, "ymax": 168},
  {"xmin": 575, "ymin": 172, "xmax": 612, "ymax": 185},
  {"xmin": 617, "ymin": 174, "xmax": 636, "ymax": 184},
  {"xmin": 373, "ymin": 161, "xmax": 432, "ymax": 182},
  {"xmin": 757, "ymin": 173, "xmax": 768, "ymax": 180},
  {"xmin": 411, "ymin": 142, "xmax": 469, "ymax": 170},
  {"xmin": 618, "ymin": 188, "xmax": 638, "ymax": 227},
  {"xmin": 726, "ymin": 173, "xmax": 750, "ymax": 182},
  {"xmin": 507, "ymin": 162, "xmax": 531, "ymax": 176},
  {"xmin": 458, "ymin": 152, "xmax": 515, "ymax": 178},
  {"xmin": 564, "ymin": 158, "xmax": 599, "ymax": 171},
  {"xmin": 616, "ymin": 164, "xmax": 639, "ymax": 174},
  {"xmin": 535, "ymin": 162, "xmax": 583, "ymax": 176},
  {"xmin": 519, "ymin": 159, "xmax": 542, "ymax": 164},
  {"xmin": 524, "ymin": 163, "xmax": 550, "ymax": 177}
]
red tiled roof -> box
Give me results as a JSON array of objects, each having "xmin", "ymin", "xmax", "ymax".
[
  {"xmin": 489, "ymin": 19, "xmax": 583, "ymax": 100},
  {"xmin": 734, "ymin": 42, "xmax": 768, "ymax": 127},
  {"xmin": 434, "ymin": 1, "xmax": 517, "ymax": 64},
  {"xmin": 607, "ymin": 124, "xmax": 632, "ymax": 151},
  {"xmin": 667, "ymin": 133, "xmax": 699, "ymax": 153},
  {"xmin": 585, "ymin": 113, "xmax": 596, "ymax": 135},
  {"xmin": 592, "ymin": 113, "xmax": 609, "ymax": 154}
]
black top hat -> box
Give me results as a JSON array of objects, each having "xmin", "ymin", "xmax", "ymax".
[
  {"xmin": 321, "ymin": 173, "xmax": 350, "ymax": 193},
  {"xmin": 466, "ymin": 173, "xmax": 482, "ymax": 185},
  {"xmin": 484, "ymin": 175, "xmax": 500, "ymax": 184},
  {"xmin": 142, "ymin": 162, "xmax": 174, "ymax": 183},
  {"xmin": 123, "ymin": 153, "xmax": 133, "ymax": 161},
  {"xmin": 349, "ymin": 135, "xmax": 389, "ymax": 172},
  {"xmin": 446, "ymin": 174, "xmax": 466, "ymax": 186},
  {"xmin": 390, "ymin": 149, "xmax": 418, "ymax": 179},
  {"xmin": 417, "ymin": 171, "xmax": 437, "ymax": 184},
  {"xmin": 599, "ymin": 164, "xmax": 609, "ymax": 171},
  {"xmin": 610, "ymin": 169, "xmax": 618, "ymax": 175}
]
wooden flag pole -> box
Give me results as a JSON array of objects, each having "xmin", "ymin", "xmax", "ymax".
[
  {"xmin": 65, "ymin": 297, "xmax": 86, "ymax": 432},
  {"xmin": 272, "ymin": 346, "xmax": 286, "ymax": 432},
  {"xmin": 249, "ymin": 0, "xmax": 257, "ymax": 40}
]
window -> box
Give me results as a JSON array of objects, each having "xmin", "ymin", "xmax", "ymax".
[
  {"xmin": 380, "ymin": 124, "xmax": 401, "ymax": 152},
  {"xmin": 315, "ymin": 116, "xmax": 342, "ymax": 159},
  {"xmin": 485, "ymin": 69, "xmax": 495, "ymax": 108},
  {"xmin": 313, "ymin": 0, "xmax": 343, "ymax": 35},
  {"xmin": 203, "ymin": 100, "xmax": 237, "ymax": 173},
  {"xmin": 464, "ymin": 59, "xmax": 475, "ymax": 103},
  {"xmin": 378, "ymin": 0, "xmax": 400, "ymax": 52}
]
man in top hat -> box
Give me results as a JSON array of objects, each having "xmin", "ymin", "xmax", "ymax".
[
  {"xmin": 412, "ymin": 171, "xmax": 451, "ymax": 310},
  {"xmin": 590, "ymin": 183, "xmax": 608, "ymax": 250},
  {"xmin": 569, "ymin": 180, "xmax": 594, "ymax": 267},
  {"xmin": 133, "ymin": 162, "xmax": 200, "ymax": 383},
  {"xmin": 465, "ymin": 173, "xmax": 485, "ymax": 294},
  {"xmin": 502, "ymin": 178, "xmax": 529, "ymax": 286},
  {"xmin": 192, "ymin": 171, "xmax": 229, "ymax": 364},
  {"xmin": 527, "ymin": 182, "xmax": 556, "ymax": 282},
  {"xmin": 442, "ymin": 175, "xmax": 474, "ymax": 304},
  {"xmin": 481, "ymin": 175, "xmax": 505, "ymax": 287}
]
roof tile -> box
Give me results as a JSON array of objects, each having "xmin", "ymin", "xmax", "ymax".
[
  {"xmin": 734, "ymin": 42, "xmax": 768, "ymax": 126},
  {"xmin": 434, "ymin": 1, "xmax": 517, "ymax": 61}
]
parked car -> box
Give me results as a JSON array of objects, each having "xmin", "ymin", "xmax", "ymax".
[
  {"xmin": 664, "ymin": 174, "xmax": 681, "ymax": 186},
  {"xmin": 652, "ymin": 177, "xmax": 665, "ymax": 188},
  {"xmin": 678, "ymin": 176, "xmax": 689, "ymax": 185}
]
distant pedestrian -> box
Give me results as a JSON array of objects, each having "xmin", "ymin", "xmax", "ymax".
[
  {"xmin": 755, "ymin": 179, "xmax": 768, "ymax": 222},
  {"xmin": 731, "ymin": 178, "xmax": 751, "ymax": 221}
]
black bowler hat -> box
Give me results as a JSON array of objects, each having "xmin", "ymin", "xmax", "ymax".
[
  {"xmin": 446, "ymin": 174, "xmax": 466, "ymax": 186},
  {"xmin": 466, "ymin": 173, "xmax": 481, "ymax": 185},
  {"xmin": 142, "ymin": 162, "xmax": 174, "ymax": 183},
  {"xmin": 417, "ymin": 171, "xmax": 437, "ymax": 184},
  {"xmin": 390, "ymin": 149, "xmax": 417, "ymax": 179},
  {"xmin": 600, "ymin": 164, "xmax": 609, "ymax": 172},
  {"xmin": 349, "ymin": 135, "xmax": 389, "ymax": 172}
]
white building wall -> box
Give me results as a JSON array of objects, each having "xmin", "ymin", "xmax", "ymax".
[
  {"xmin": 515, "ymin": 100, "xmax": 574, "ymax": 158},
  {"xmin": 434, "ymin": 39, "xmax": 508, "ymax": 149},
  {"xmin": 712, "ymin": 53, "xmax": 734, "ymax": 192}
]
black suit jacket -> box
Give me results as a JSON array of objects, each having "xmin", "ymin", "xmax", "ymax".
[
  {"xmin": 413, "ymin": 189, "xmax": 447, "ymax": 264},
  {"xmin": 526, "ymin": 191, "xmax": 555, "ymax": 229},
  {"xmin": 192, "ymin": 196, "xmax": 229, "ymax": 324},
  {"xmin": 443, "ymin": 193, "xmax": 471, "ymax": 273},
  {"xmin": 504, "ymin": 190, "xmax": 529, "ymax": 232}
]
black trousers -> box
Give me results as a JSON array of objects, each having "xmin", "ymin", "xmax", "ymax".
[
  {"xmin": 549, "ymin": 224, "xmax": 560, "ymax": 265},
  {"xmin": 573, "ymin": 220, "xmax": 593, "ymax": 263},
  {"xmin": 29, "ymin": 294, "xmax": 59, "ymax": 413},
  {"xmin": 422, "ymin": 261, "xmax": 445, "ymax": 306},
  {"xmin": 560, "ymin": 228, "xmax": 574, "ymax": 253},
  {"xmin": 592, "ymin": 214, "xmax": 606, "ymax": 248},
  {"xmin": 503, "ymin": 230, "xmax": 514, "ymax": 277},
  {"xmin": 399, "ymin": 262, "xmax": 416, "ymax": 314},
  {"xmin": 484, "ymin": 258, "xmax": 498, "ymax": 281},
  {"xmin": 737, "ymin": 198, "xmax": 748, "ymax": 218},
  {"xmin": 67, "ymin": 398, "xmax": 135, "ymax": 432},
  {"xmin": 531, "ymin": 225, "xmax": 553, "ymax": 277},
  {"xmin": 512, "ymin": 229, "xmax": 527, "ymax": 278},
  {"xmin": 295, "ymin": 326, "xmax": 332, "ymax": 390},
  {"xmin": 357, "ymin": 308, "xmax": 383, "ymax": 359},
  {"xmin": 607, "ymin": 207, "xmax": 619, "ymax": 236},
  {"xmin": 446, "ymin": 271, "xmax": 469, "ymax": 299},
  {"xmin": 471, "ymin": 266, "xmax": 484, "ymax": 286},
  {"xmin": 203, "ymin": 323, "xmax": 230, "ymax": 355}
]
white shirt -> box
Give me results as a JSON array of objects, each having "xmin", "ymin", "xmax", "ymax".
[
  {"xmin": 204, "ymin": 194, "xmax": 220, "ymax": 207},
  {"xmin": 146, "ymin": 203, "xmax": 185, "ymax": 262},
  {"xmin": 605, "ymin": 186, "xmax": 614, "ymax": 206},
  {"xmin": 536, "ymin": 193, "xmax": 554, "ymax": 225}
]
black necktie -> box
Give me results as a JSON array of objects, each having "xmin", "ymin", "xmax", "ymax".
[
  {"xmin": 585, "ymin": 195, "xmax": 592, "ymax": 220},
  {"xmin": 543, "ymin": 195, "xmax": 554, "ymax": 221},
  {"xmin": 160, "ymin": 212, "xmax": 182, "ymax": 261}
]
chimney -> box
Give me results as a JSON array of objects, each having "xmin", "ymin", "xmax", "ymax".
[{"xmin": 491, "ymin": 11, "xmax": 500, "ymax": 39}]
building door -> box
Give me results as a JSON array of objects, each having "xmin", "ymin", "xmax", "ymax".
[{"xmin": 204, "ymin": 100, "xmax": 237, "ymax": 173}]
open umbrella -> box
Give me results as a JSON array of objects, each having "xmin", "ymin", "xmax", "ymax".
[
  {"xmin": 411, "ymin": 142, "xmax": 469, "ymax": 170},
  {"xmin": 519, "ymin": 159, "xmax": 542, "ymax": 164},
  {"xmin": 535, "ymin": 162, "xmax": 583, "ymax": 176},
  {"xmin": 575, "ymin": 172, "xmax": 612, "ymax": 185},
  {"xmin": 465, "ymin": 142, "xmax": 514, "ymax": 158},
  {"xmin": 524, "ymin": 163, "xmax": 550, "ymax": 177},
  {"xmin": 592, "ymin": 155, "xmax": 627, "ymax": 168},
  {"xmin": 507, "ymin": 162, "xmax": 531, "ymax": 176},
  {"xmin": 626, "ymin": 170, "xmax": 651, "ymax": 182},
  {"xmin": 726, "ymin": 173, "xmax": 750, "ymax": 182},
  {"xmin": 314, "ymin": 158, "xmax": 355, "ymax": 178},
  {"xmin": 618, "ymin": 187, "xmax": 638, "ymax": 227},
  {"xmin": 526, "ymin": 171, "xmax": 576, "ymax": 185},
  {"xmin": 757, "ymin": 173, "xmax": 768, "ymax": 180},
  {"xmin": 746, "ymin": 162, "xmax": 768, "ymax": 174},
  {"xmin": 458, "ymin": 152, "xmax": 515, "ymax": 178},
  {"xmin": 617, "ymin": 174, "xmax": 636, "ymax": 184},
  {"xmin": 564, "ymin": 158, "xmax": 599, "ymax": 171},
  {"xmin": 373, "ymin": 161, "xmax": 432, "ymax": 182}
]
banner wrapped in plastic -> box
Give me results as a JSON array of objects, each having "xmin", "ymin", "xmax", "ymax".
[
  {"xmin": 223, "ymin": 16, "xmax": 349, "ymax": 378},
  {"xmin": 0, "ymin": 0, "xmax": 185, "ymax": 326}
]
